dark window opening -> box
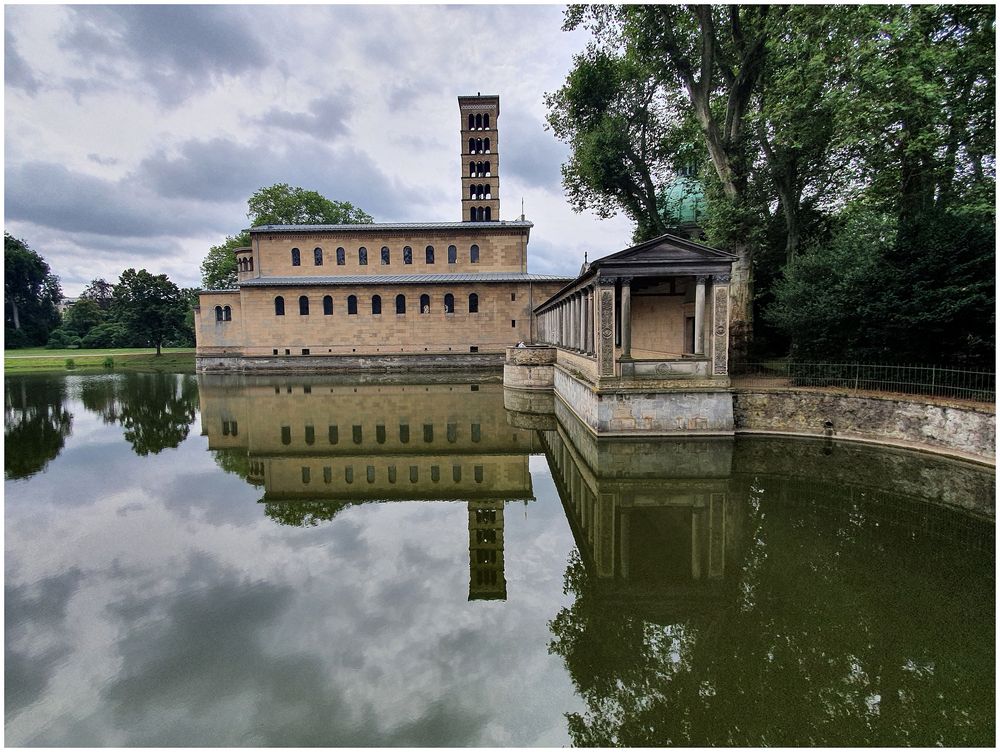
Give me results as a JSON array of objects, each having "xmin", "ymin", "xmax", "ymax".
[
  {"xmin": 314, "ymin": 247, "xmax": 323, "ymax": 266},
  {"xmin": 291, "ymin": 247, "xmax": 300, "ymax": 266},
  {"xmin": 336, "ymin": 247, "xmax": 345, "ymax": 265},
  {"xmin": 403, "ymin": 246, "xmax": 412, "ymax": 264},
  {"xmin": 469, "ymin": 293, "xmax": 478, "ymax": 313},
  {"xmin": 381, "ymin": 246, "xmax": 390, "ymax": 265},
  {"xmin": 347, "ymin": 295, "xmax": 358, "ymax": 315},
  {"xmin": 447, "ymin": 423, "xmax": 457, "ymax": 443},
  {"xmin": 399, "ymin": 424, "xmax": 410, "ymax": 443},
  {"xmin": 305, "ymin": 425, "xmax": 315, "ymax": 445},
  {"xmin": 448, "ymin": 245, "xmax": 457, "ymax": 264},
  {"xmin": 366, "ymin": 465, "xmax": 375, "ymax": 483},
  {"xmin": 452, "ymin": 465, "xmax": 462, "ymax": 482},
  {"xmin": 328, "ymin": 425, "xmax": 339, "ymax": 444},
  {"xmin": 281, "ymin": 426, "xmax": 291, "ymax": 445},
  {"xmin": 299, "ymin": 295, "xmax": 309, "ymax": 315},
  {"xmin": 395, "ymin": 294, "xmax": 406, "ymax": 314},
  {"xmin": 301, "ymin": 348, "xmax": 310, "ymax": 355},
  {"xmin": 323, "ymin": 295, "xmax": 333, "ymax": 315},
  {"xmin": 376, "ymin": 424, "xmax": 386, "ymax": 444},
  {"xmin": 345, "ymin": 466, "xmax": 354, "ymax": 483},
  {"xmin": 444, "ymin": 293, "xmax": 454, "ymax": 314},
  {"xmin": 358, "ymin": 247, "xmax": 368, "ymax": 265},
  {"xmin": 372, "ymin": 295, "xmax": 382, "ymax": 315},
  {"xmin": 352, "ymin": 425, "xmax": 363, "ymax": 444},
  {"xmin": 223, "ymin": 306, "xmax": 232, "ymax": 321},
  {"xmin": 425, "ymin": 245, "xmax": 434, "ymax": 264},
  {"xmin": 423, "ymin": 424, "xmax": 433, "ymax": 443},
  {"xmin": 470, "ymin": 244, "xmax": 479, "ymax": 263},
  {"xmin": 420, "ymin": 294, "xmax": 430, "ymax": 314},
  {"xmin": 274, "ymin": 296, "xmax": 285, "ymax": 316},
  {"xmin": 430, "ymin": 465, "xmax": 440, "ymax": 482},
  {"xmin": 471, "ymin": 423, "xmax": 481, "ymax": 443},
  {"xmin": 302, "ymin": 467, "xmax": 310, "ymax": 484},
  {"xmin": 214, "ymin": 306, "xmax": 223, "ymax": 322}
]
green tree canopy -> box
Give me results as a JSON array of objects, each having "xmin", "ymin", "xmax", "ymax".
[
  {"xmin": 4, "ymin": 233, "xmax": 62, "ymax": 348},
  {"xmin": 111, "ymin": 268, "xmax": 187, "ymax": 355},
  {"xmin": 200, "ymin": 184, "xmax": 374, "ymax": 289}
]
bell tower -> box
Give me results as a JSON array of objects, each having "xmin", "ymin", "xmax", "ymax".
[{"xmin": 459, "ymin": 94, "xmax": 500, "ymax": 222}]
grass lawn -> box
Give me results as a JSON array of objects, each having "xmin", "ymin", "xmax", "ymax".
[{"xmin": 5, "ymin": 347, "xmax": 196, "ymax": 374}]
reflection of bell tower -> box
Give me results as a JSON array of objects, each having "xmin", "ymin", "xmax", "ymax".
[
  {"xmin": 468, "ymin": 500, "xmax": 506, "ymax": 600},
  {"xmin": 460, "ymin": 94, "xmax": 500, "ymax": 222}
]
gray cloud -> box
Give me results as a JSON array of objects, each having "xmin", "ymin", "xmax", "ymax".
[
  {"xmin": 502, "ymin": 110, "xmax": 568, "ymax": 192},
  {"xmin": 5, "ymin": 27, "xmax": 41, "ymax": 94},
  {"xmin": 5, "ymin": 162, "xmax": 227, "ymax": 238},
  {"xmin": 60, "ymin": 6, "xmax": 270, "ymax": 106},
  {"xmin": 87, "ymin": 153, "xmax": 119, "ymax": 167},
  {"xmin": 255, "ymin": 91, "xmax": 353, "ymax": 141}
]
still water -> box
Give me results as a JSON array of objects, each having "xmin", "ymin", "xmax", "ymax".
[{"xmin": 5, "ymin": 372, "xmax": 995, "ymax": 746}]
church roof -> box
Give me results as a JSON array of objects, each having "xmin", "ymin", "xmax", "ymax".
[
  {"xmin": 249, "ymin": 221, "xmax": 532, "ymax": 234},
  {"xmin": 239, "ymin": 272, "xmax": 570, "ymax": 287}
]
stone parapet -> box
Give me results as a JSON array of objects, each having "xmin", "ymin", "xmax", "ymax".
[
  {"xmin": 733, "ymin": 389, "xmax": 995, "ymax": 465},
  {"xmin": 197, "ymin": 352, "xmax": 504, "ymax": 374}
]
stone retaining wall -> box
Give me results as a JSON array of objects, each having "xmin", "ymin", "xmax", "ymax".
[
  {"xmin": 733, "ymin": 389, "xmax": 995, "ymax": 464},
  {"xmin": 197, "ymin": 352, "xmax": 504, "ymax": 374}
]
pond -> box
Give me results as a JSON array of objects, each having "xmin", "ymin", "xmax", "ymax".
[{"xmin": 5, "ymin": 372, "xmax": 995, "ymax": 746}]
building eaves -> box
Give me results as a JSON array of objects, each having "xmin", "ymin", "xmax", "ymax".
[
  {"xmin": 249, "ymin": 221, "xmax": 532, "ymax": 234},
  {"xmin": 238, "ymin": 273, "xmax": 572, "ymax": 287}
]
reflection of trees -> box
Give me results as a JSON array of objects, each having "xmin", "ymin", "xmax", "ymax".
[
  {"xmin": 4, "ymin": 377, "xmax": 73, "ymax": 479},
  {"xmin": 264, "ymin": 500, "xmax": 352, "ymax": 527},
  {"xmin": 211, "ymin": 448, "xmax": 263, "ymax": 487},
  {"xmin": 549, "ymin": 485, "xmax": 994, "ymax": 747},
  {"xmin": 80, "ymin": 373, "xmax": 199, "ymax": 456}
]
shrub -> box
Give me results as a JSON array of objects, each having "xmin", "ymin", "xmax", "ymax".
[
  {"xmin": 65, "ymin": 358, "xmax": 76, "ymax": 370},
  {"xmin": 103, "ymin": 356, "xmax": 115, "ymax": 369}
]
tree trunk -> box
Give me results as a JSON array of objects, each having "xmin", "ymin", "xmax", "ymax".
[
  {"xmin": 155, "ymin": 340, "xmax": 162, "ymax": 356},
  {"xmin": 9, "ymin": 298, "xmax": 20, "ymax": 331}
]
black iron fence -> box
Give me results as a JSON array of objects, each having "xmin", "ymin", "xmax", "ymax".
[{"xmin": 731, "ymin": 361, "xmax": 995, "ymax": 403}]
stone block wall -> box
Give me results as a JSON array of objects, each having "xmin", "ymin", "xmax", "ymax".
[{"xmin": 733, "ymin": 390, "xmax": 995, "ymax": 463}]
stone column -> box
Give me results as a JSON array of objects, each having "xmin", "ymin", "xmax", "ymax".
[
  {"xmin": 596, "ymin": 277, "xmax": 617, "ymax": 377},
  {"xmin": 570, "ymin": 295, "xmax": 578, "ymax": 350},
  {"xmin": 694, "ymin": 275, "xmax": 707, "ymax": 356},
  {"xmin": 578, "ymin": 293, "xmax": 587, "ymax": 352},
  {"xmin": 584, "ymin": 287, "xmax": 594, "ymax": 355},
  {"xmin": 711, "ymin": 274, "xmax": 731, "ymax": 375},
  {"xmin": 620, "ymin": 277, "xmax": 633, "ymax": 360}
]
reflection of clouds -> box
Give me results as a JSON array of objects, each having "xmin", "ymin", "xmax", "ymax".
[
  {"xmin": 5, "ymin": 569, "xmax": 83, "ymax": 717},
  {"xmin": 5, "ymin": 383, "xmax": 583, "ymax": 746}
]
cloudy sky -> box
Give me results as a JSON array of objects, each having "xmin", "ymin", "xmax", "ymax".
[{"xmin": 4, "ymin": 4, "xmax": 635, "ymax": 296}]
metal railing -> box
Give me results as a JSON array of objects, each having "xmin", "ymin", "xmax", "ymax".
[{"xmin": 731, "ymin": 361, "xmax": 995, "ymax": 403}]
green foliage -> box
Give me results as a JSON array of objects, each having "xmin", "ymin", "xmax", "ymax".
[
  {"xmin": 4, "ymin": 233, "xmax": 62, "ymax": 347},
  {"xmin": 45, "ymin": 328, "xmax": 82, "ymax": 349},
  {"xmin": 64, "ymin": 358, "xmax": 75, "ymax": 370},
  {"xmin": 200, "ymin": 184, "xmax": 374, "ymax": 290},
  {"xmin": 103, "ymin": 356, "xmax": 115, "ymax": 369},
  {"xmin": 200, "ymin": 231, "xmax": 249, "ymax": 291},
  {"xmin": 81, "ymin": 322, "xmax": 132, "ymax": 349},
  {"xmin": 79, "ymin": 278, "xmax": 114, "ymax": 311},
  {"xmin": 247, "ymin": 183, "xmax": 374, "ymax": 227},
  {"xmin": 62, "ymin": 298, "xmax": 105, "ymax": 338},
  {"xmin": 4, "ymin": 376, "xmax": 72, "ymax": 479},
  {"xmin": 112, "ymin": 269, "xmax": 188, "ymax": 356}
]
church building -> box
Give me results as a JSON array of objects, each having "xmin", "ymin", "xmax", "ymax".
[{"xmin": 195, "ymin": 94, "xmax": 571, "ymax": 372}]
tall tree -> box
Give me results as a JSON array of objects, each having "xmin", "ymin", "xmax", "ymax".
[
  {"xmin": 111, "ymin": 269, "xmax": 186, "ymax": 355},
  {"xmin": 79, "ymin": 278, "xmax": 115, "ymax": 311},
  {"xmin": 200, "ymin": 184, "xmax": 374, "ymax": 289},
  {"xmin": 4, "ymin": 233, "xmax": 62, "ymax": 347}
]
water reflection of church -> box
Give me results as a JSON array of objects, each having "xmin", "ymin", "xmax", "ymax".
[{"xmin": 200, "ymin": 376, "xmax": 535, "ymax": 600}]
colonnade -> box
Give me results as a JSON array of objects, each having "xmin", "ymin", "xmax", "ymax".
[{"xmin": 537, "ymin": 284, "xmax": 595, "ymax": 355}]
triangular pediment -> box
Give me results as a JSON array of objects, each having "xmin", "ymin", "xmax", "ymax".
[{"xmin": 594, "ymin": 233, "xmax": 736, "ymax": 267}]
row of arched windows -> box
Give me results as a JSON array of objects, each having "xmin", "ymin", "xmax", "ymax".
[
  {"xmin": 282, "ymin": 421, "xmax": 483, "ymax": 446},
  {"xmin": 470, "ymin": 206, "xmax": 492, "ymax": 221},
  {"xmin": 468, "ymin": 113, "xmax": 491, "ymax": 130},
  {"xmin": 297, "ymin": 463, "xmax": 486, "ymax": 485},
  {"xmin": 238, "ymin": 258, "xmax": 254, "ymax": 272},
  {"xmin": 469, "ymin": 161, "xmax": 491, "ymax": 178},
  {"xmin": 468, "ymin": 137, "xmax": 491, "ymax": 154},
  {"xmin": 274, "ymin": 293, "xmax": 481, "ymax": 316},
  {"xmin": 290, "ymin": 244, "xmax": 481, "ymax": 266},
  {"xmin": 469, "ymin": 184, "xmax": 492, "ymax": 200},
  {"xmin": 214, "ymin": 305, "xmax": 232, "ymax": 322}
]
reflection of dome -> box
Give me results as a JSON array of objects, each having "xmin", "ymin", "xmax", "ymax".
[{"xmin": 658, "ymin": 174, "xmax": 705, "ymax": 228}]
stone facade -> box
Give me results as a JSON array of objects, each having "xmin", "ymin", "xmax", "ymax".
[{"xmin": 195, "ymin": 94, "xmax": 570, "ymax": 370}]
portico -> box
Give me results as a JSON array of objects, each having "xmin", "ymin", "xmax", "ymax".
[{"xmin": 533, "ymin": 233, "xmax": 736, "ymax": 385}]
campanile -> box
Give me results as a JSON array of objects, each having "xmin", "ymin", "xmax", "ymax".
[{"xmin": 459, "ymin": 94, "xmax": 500, "ymax": 221}]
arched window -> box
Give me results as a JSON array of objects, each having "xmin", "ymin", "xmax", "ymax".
[
  {"xmin": 420, "ymin": 294, "xmax": 430, "ymax": 313},
  {"xmin": 381, "ymin": 246, "xmax": 390, "ymax": 265},
  {"xmin": 485, "ymin": 206, "xmax": 492, "ymax": 221},
  {"xmin": 372, "ymin": 295, "xmax": 382, "ymax": 315},
  {"xmin": 291, "ymin": 248, "xmax": 301, "ymax": 266},
  {"xmin": 299, "ymin": 295, "xmax": 309, "ymax": 315},
  {"xmin": 274, "ymin": 296, "xmax": 285, "ymax": 316},
  {"xmin": 485, "ymin": 161, "xmax": 491, "ymax": 176},
  {"xmin": 323, "ymin": 295, "xmax": 333, "ymax": 315},
  {"xmin": 476, "ymin": 207, "xmax": 484, "ymax": 221},
  {"xmin": 448, "ymin": 245, "xmax": 457, "ymax": 264},
  {"xmin": 468, "ymin": 114, "xmax": 475, "ymax": 130},
  {"xmin": 470, "ymin": 207, "xmax": 477, "ymax": 221},
  {"xmin": 358, "ymin": 247, "xmax": 368, "ymax": 265},
  {"xmin": 248, "ymin": 258, "xmax": 254, "ymax": 271},
  {"xmin": 469, "ymin": 161, "xmax": 476, "ymax": 177},
  {"xmin": 485, "ymin": 183, "xmax": 491, "ymax": 199},
  {"xmin": 470, "ymin": 185, "xmax": 477, "ymax": 200},
  {"xmin": 470, "ymin": 244, "xmax": 480, "ymax": 263},
  {"xmin": 469, "ymin": 137, "xmax": 475, "ymax": 153},
  {"xmin": 336, "ymin": 247, "xmax": 345, "ymax": 265},
  {"xmin": 468, "ymin": 293, "xmax": 479, "ymax": 313},
  {"xmin": 403, "ymin": 246, "xmax": 412, "ymax": 264},
  {"xmin": 484, "ymin": 137, "xmax": 491, "ymax": 153},
  {"xmin": 395, "ymin": 294, "xmax": 406, "ymax": 314},
  {"xmin": 475, "ymin": 113, "xmax": 482, "ymax": 129},
  {"xmin": 314, "ymin": 247, "xmax": 323, "ymax": 266},
  {"xmin": 425, "ymin": 245, "xmax": 434, "ymax": 264},
  {"xmin": 476, "ymin": 138, "xmax": 483, "ymax": 153},
  {"xmin": 483, "ymin": 113, "xmax": 490, "ymax": 129},
  {"xmin": 223, "ymin": 306, "xmax": 232, "ymax": 321},
  {"xmin": 444, "ymin": 293, "xmax": 455, "ymax": 313},
  {"xmin": 347, "ymin": 295, "xmax": 358, "ymax": 315},
  {"xmin": 214, "ymin": 305, "xmax": 223, "ymax": 322}
]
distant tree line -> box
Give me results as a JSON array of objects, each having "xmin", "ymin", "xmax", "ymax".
[
  {"xmin": 4, "ymin": 232, "xmax": 196, "ymax": 352},
  {"xmin": 548, "ymin": 5, "xmax": 994, "ymax": 366}
]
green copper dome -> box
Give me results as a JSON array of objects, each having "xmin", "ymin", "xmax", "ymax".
[{"xmin": 657, "ymin": 174, "xmax": 705, "ymax": 227}]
